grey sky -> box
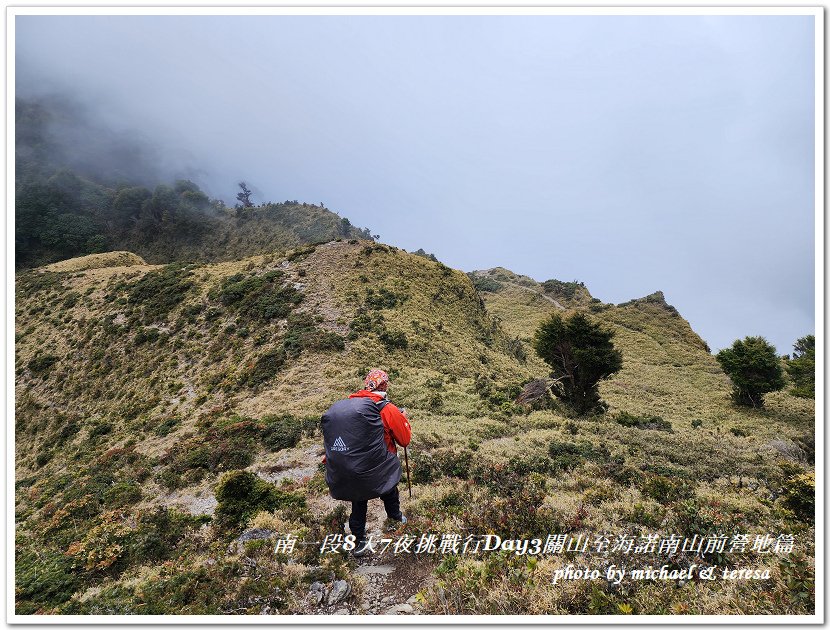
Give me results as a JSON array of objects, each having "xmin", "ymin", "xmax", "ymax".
[{"xmin": 15, "ymin": 14, "xmax": 816, "ymax": 353}]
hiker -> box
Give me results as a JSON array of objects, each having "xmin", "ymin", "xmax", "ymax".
[{"xmin": 321, "ymin": 369, "xmax": 411, "ymax": 556}]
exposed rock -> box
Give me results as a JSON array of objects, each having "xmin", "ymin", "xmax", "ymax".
[
  {"xmin": 327, "ymin": 580, "xmax": 352, "ymax": 605},
  {"xmin": 335, "ymin": 608, "xmax": 349, "ymax": 615},
  {"xmin": 237, "ymin": 528, "xmax": 276, "ymax": 543},
  {"xmin": 385, "ymin": 603, "xmax": 413, "ymax": 615},
  {"xmin": 354, "ymin": 564, "xmax": 395, "ymax": 576},
  {"xmin": 309, "ymin": 581, "xmax": 326, "ymax": 605},
  {"xmin": 761, "ymin": 438, "xmax": 808, "ymax": 463}
]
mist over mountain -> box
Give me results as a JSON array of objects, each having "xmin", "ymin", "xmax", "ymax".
[
  {"xmin": 14, "ymin": 13, "xmax": 815, "ymax": 356},
  {"xmin": 14, "ymin": 94, "xmax": 374, "ymax": 269},
  {"xmin": 16, "ymin": 93, "xmax": 184, "ymax": 189}
]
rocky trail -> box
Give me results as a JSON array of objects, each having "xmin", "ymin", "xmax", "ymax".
[
  {"xmin": 228, "ymin": 447, "xmax": 437, "ymax": 615},
  {"xmin": 302, "ymin": 487, "xmax": 435, "ymax": 615},
  {"xmin": 347, "ymin": 508, "xmax": 435, "ymax": 615}
]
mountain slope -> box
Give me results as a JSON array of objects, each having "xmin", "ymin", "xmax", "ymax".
[{"xmin": 14, "ymin": 249, "xmax": 815, "ymax": 616}]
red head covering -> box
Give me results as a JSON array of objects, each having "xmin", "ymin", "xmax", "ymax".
[{"xmin": 364, "ymin": 369, "xmax": 390, "ymax": 391}]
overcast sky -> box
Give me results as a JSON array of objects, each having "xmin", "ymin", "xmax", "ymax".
[{"xmin": 15, "ymin": 13, "xmax": 816, "ymax": 353}]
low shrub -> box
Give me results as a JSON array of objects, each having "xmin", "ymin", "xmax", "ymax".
[
  {"xmin": 134, "ymin": 327, "xmax": 160, "ymax": 345},
  {"xmin": 215, "ymin": 470, "xmax": 305, "ymax": 531},
  {"xmin": 379, "ymin": 329, "xmax": 409, "ymax": 351},
  {"xmin": 128, "ymin": 507, "xmax": 210, "ymax": 564},
  {"xmin": 541, "ymin": 279, "xmax": 584, "ymax": 299},
  {"xmin": 628, "ymin": 502, "xmax": 664, "ymax": 527},
  {"xmin": 671, "ymin": 497, "xmax": 722, "ymax": 539},
  {"xmin": 243, "ymin": 348, "xmax": 286, "ymax": 387},
  {"xmin": 103, "ymin": 481, "xmax": 142, "ymax": 507},
  {"xmin": 600, "ymin": 455, "xmax": 639, "ymax": 486},
  {"xmin": 62, "ymin": 292, "xmax": 80, "ymax": 308},
  {"xmin": 614, "ymin": 412, "xmax": 673, "ymax": 432},
  {"xmin": 16, "ymin": 549, "xmax": 79, "ymax": 614},
  {"xmin": 472, "ymin": 456, "xmax": 552, "ymax": 498},
  {"xmin": 283, "ymin": 313, "xmax": 344, "ymax": 357},
  {"xmin": 28, "ymin": 354, "xmax": 59, "ymax": 374},
  {"xmin": 777, "ymin": 551, "xmax": 815, "ymax": 611},
  {"xmin": 365, "ymin": 287, "xmax": 408, "ymax": 309},
  {"xmin": 781, "ymin": 471, "xmax": 815, "ymax": 522},
  {"xmin": 547, "ymin": 440, "xmax": 610, "ymax": 472},
  {"xmin": 36, "ymin": 450, "xmax": 53, "ymax": 467},
  {"xmin": 88, "ymin": 422, "xmax": 113, "ymax": 438},
  {"xmin": 639, "ymin": 473, "xmax": 694, "ymax": 503},
  {"xmin": 127, "ymin": 264, "xmax": 194, "ymax": 324},
  {"xmin": 161, "ymin": 433, "xmax": 255, "ymax": 486},
  {"xmin": 154, "ymin": 416, "xmax": 180, "ymax": 437},
  {"xmin": 470, "ymin": 275, "xmax": 502, "ymax": 293},
  {"xmin": 213, "ymin": 270, "xmax": 302, "ymax": 321},
  {"xmin": 348, "ymin": 308, "xmax": 386, "ymax": 338},
  {"xmin": 411, "ymin": 449, "xmax": 473, "ymax": 483},
  {"xmin": 261, "ymin": 414, "xmax": 303, "ymax": 452},
  {"xmin": 286, "ymin": 245, "xmax": 316, "ymax": 262}
]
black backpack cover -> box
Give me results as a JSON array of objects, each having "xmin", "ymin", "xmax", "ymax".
[{"xmin": 321, "ymin": 397, "xmax": 402, "ymax": 501}]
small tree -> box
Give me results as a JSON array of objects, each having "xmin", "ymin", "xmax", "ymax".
[
  {"xmin": 533, "ymin": 312, "xmax": 623, "ymax": 415},
  {"xmin": 716, "ymin": 336, "xmax": 785, "ymax": 407},
  {"xmin": 236, "ymin": 181, "xmax": 253, "ymax": 208},
  {"xmin": 786, "ymin": 334, "xmax": 815, "ymax": 398}
]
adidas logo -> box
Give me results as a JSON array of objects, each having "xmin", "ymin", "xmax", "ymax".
[{"xmin": 331, "ymin": 436, "xmax": 349, "ymax": 452}]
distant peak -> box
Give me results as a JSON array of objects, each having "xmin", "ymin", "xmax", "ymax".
[
  {"xmin": 469, "ymin": 267, "xmax": 538, "ymax": 288},
  {"xmin": 619, "ymin": 290, "xmax": 679, "ymax": 316}
]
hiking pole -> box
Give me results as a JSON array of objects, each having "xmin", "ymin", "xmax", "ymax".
[{"xmin": 403, "ymin": 446, "xmax": 412, "ymax": 498}]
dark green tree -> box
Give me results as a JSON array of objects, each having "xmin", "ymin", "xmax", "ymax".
[
  {"xmin": 112, "ymin": 186, "xmax": 151, "ymax": 229},
  {"xmin": 236, "ymin": 181, "xmax": 254, "ymax": 208},
  {"xmin": 716, "ymin": 336, "xmax": 785, "ymax": 407},
  {"xmin": 533, "ymin": 312, "xmax": 623, "ymax": 415},
  {"xmin": 786, "ymin": 334, "xmax": 815, "ymax": 398}
]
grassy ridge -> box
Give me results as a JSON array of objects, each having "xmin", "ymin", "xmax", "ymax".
[
  {"xmin": 14, "ymin": 247, "xmax": 814, "ymax": 615},
  {"xmin": 115, "ymin": 202, "xmax": 371, "ymax": 266}
]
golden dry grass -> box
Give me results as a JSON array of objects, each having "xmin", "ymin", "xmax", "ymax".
[{"xmin": 43, "ymin": 251, "xmax": 147, "ymax": 272}]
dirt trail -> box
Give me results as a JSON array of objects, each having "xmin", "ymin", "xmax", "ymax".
[
  {"xmin": 342, "ymin": 501, "xmax": 435, "ymax": 615},
  {"xmin": 289, "ymin": 449, "xmax": 433, "ymax": 615},
  {"xmin": 167, "ymin": 433, "xmax": 435, "ymax": 615},
  {"xmin": 503, "ymin": 281, "xmax": 565, "ymax": 309}
]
